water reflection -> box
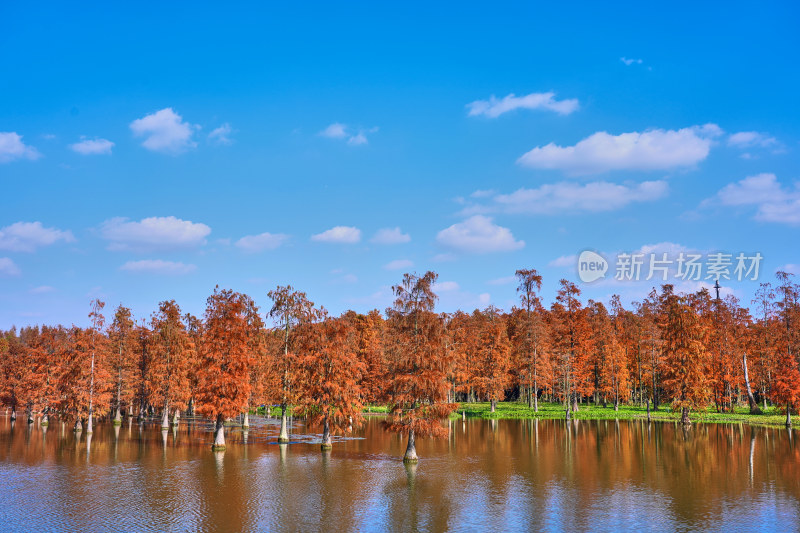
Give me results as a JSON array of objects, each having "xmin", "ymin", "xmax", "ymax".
[{"xmin": 0, "ymin": 415, "xmax": 798, "ymax": 531}]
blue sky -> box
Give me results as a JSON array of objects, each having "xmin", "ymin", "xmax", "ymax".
[{"xmin": 1, "ymin": 1, "xmax": 799, "ymax": 328}]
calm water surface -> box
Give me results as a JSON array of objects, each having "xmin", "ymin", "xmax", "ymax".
[{"xmin": 1, "ymin": 415, "xmax": 798, "ymax": 532}]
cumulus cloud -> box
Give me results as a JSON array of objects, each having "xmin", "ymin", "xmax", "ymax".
[
  {"xmin": 620, "ymin": 57, "xmax": 643, "ymax": 66},
  {"xmin": 0, "ymin": 132, "xmax": 41, "ymax": 163},
  {"xmin": 549, "ymin": 255, "xmax": 577, "ymax": 268},
  {"xmin": 0, "ymin": 258, "xmax": 20, "ymax": 276},
  {"xmin": 461, "ymin": 181, "xmax": 667, "ymax": 216},
  {"xmin": 467, "ymin": 91, "xmax": 579, "ymax": 118},
  {"xmin": 208, "ymin": 123, "xmax": 234, "ymax": 145},
  {"xmin": 130, "ymin": 108, "xmax": 197, "ymax": 153},
  {"xmin": 487, "ymin": 275, "xmax": 516, "ymax": 285},
  {"xmin": 517, "ymin": 124, "xmax": 721, "ymax": 175},
  {"xmin": 235, "ymin": 232, "xmax": 289, "ymax": 252},
  {"xmin": 319, "ymin": 123, "xmax": 376, "ymax": 145},
  {"xmin": 708, "ymin": 173, "xmax": 800, "ymax": 225},
  {"xmin": 311, "ymin": 226, "xmax": 362, "ymax": 244},
  {"xmin": 384, "ymin": 259, "xmax": 414, "ymax": 270},
  {"xmin": 371, "ymin": 227, "xmax": 411, "ymax": 244},
  {"xmin": 120, "ymin": 259, "xmax": 196, "ymax": 275},
  {"xmin": 0, "ymin": 222, "xmax": 75, "ymax": 252},
  {"xmin": 727, "ymin": 131, "xmax": 783, "ymax": 156},
  {"xmin": 100, "ymin": 216, "xmax": 211, "ymax": 251},
  {"xmin": 436, "ymin": 215, "xmax": 524, "ymax": 254},
  {"xmin": 70, "ymin": 137, "xmax": 114, "ymax": 155}
]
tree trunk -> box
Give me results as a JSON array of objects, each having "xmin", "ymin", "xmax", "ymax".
[
  {"xmin": 74, "ymin": 418, "xmax": 82, "ymax": 432},
  {"xmin": 565, "ymin": 407, "xmax": 571, "ymax": 421},
  {"xmin": 490, "ymin": 399, "xmax": 496, "ymax": 413},
  {"xmin": 161, "ymin": 405, "xmax": 170, "ymax": 429},
  {"xmin": 533, "ymin": 377, "xmax": 538, "ymax": 413},
  {"xmin": 41, "ymin": 413, "xmax": 49, "ymax": 426},
  {"xmin": 571, "ymin": 394, "xmax": 579, "ymax": 413},
  {"xmin": 681, "ymin": 407, "xmax": 691, "ymax": 426},
  {"xmin": 786, "ymin": 403, "xmax": 792, "ymax": 429},
  {"xmin": 403, "ymin": 429, "xmax": 418, "ymax": 463},
  {"xmin": 86, "ymin": 413, "xmax": 93, "ymax": 434},
  {"xmin": 172, "ymin": 409, "xmax": 180, "ymax": 427},
  {"xmin": 9, "ymin": 408, "xmax": 16, "ymax": 422},
  {"xmin": 321, "ymin": 416, "xmax": 332, "ymax": 451},
  {"xmin": 742, "ymin": 353, "xmax": 763, "ymax": 414},
  {"xmin": 212, "ymin": 413, "xmax": 226, "ymax": 450},
  {"xmin": 113, "ymin": 407, "xmax": 122, "ymax": 426},
  {"xmin": 278, "ymin": 403, "xmax": 289, "ymax": 443},
  {"xmin": 646, "ymin": 401, "xmax": 651, "ymax": 423},
  {"xmin": 242, "ymin": 411, "xmax": 249, "ymax": 429}
]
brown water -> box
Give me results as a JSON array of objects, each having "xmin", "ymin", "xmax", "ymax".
[{"xmin": 1, "ymin": 415, "xmax": 798, "ymax": 532}]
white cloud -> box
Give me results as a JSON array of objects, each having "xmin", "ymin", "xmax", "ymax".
[
  {"xmin": 0, "ymin": 132, "xmax": 41, "ymax": 163},
  {"xmin": 120, "ymin": 259, "xmax": 196, "ymax": 275},
  {"xmin": 620, "ymin": 57, "xmax": 643, "ymax": 66},
  {"xmin": 311, "ymin": 226, "xmax": 362, "ymax": 244},
  {"xmin": 436, "ymin": 215, "xmax": 524, "ymax": 254},
  {"xmin": 100, "ymin": 216, "xmax": 211, "ymax": 251},
  {"xmin": 478, "ymin": 293, "xmax": 491, "ymax": 306},
  {"xmin": 235, "ymin": 232, "xmax": 289, "ymax": 252},
  {"xmin": 347, "ymin": 133, "xmax": 368, "ymax": 146},
  {"xmin": 384, "ymin": 259, "xmax": 414, "ymax": 270},
  {"xmin": 0, "ymin": 258, "xmax": 20, "ymax": 276},
  {"xmin": 30, "ymin": 285, "xmax": 55, "ymax": 294},
  {"xmin": 371, "ymin": 227, "xmax": 411, "ymax": 244},
  {"xmin": 130, "ymin": 108, "xmax": 197, "ymax": 153},
  {"xmin": 710, "ymin": 173, "xmax": 800, "ymax": 225},
  {"xmin": 208, "ymin": 123, "xmax": 233, "ymax": 145},
  {"xmin": 0, "ymin": 222, "xmax": 75, "ymax": 252},
  {"xmin": 518, "ymin": 125, "xmax": 721, "ymax": 175},
  {"xmin": 320, "ymin": 123, "xmax": 348, "ymax": 139},
  {"xmin": 433, "ymin": 281, "xmax": 460, "ymax": 292},
  {"xmin": 467, "ymin": 180, "xmax": 668, "ymax": 215},
  {"xmin": 319, "ymin": 123, "xmax": 376, "ymax": 145},
  {"xmin": 467, "ymin": 91, "xmax": 579, "ymax": 118},
  {"xmin": 487, "ymin": 275, "xmax": 516, "ymax": 285},
  {"xmin": 778, "ymin": 264, "xmax": 800, "ymax": 276},
  {"xmin": 727, "ymin": 131, "xmax": 783, "ymax": 153},
  {"xmin": 70, "ymin": 137, "xmax": 114, "ymax": 155},
  {"xmin": 549, "ymin": 255, "xmax": 577, "ymax": 268}
]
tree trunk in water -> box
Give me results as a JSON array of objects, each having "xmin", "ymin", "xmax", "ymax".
[
  {"xmin": 212, "ymin": 413, "xmax": 226, "ymax": 450},
  {"xmin": 41, "ymin": 413, "xmax": 49, "ymax": 426},
  {"xmin": 278, "ymin": 403, "xmax": 289, "ymax": 443},
  {"xmin": 742, "ymin": 353, "xmax": 763, "ymax": 414},
  {"xmin": 9, "ymin": 409, "xmax": 16, "ymax": 422},
  {"xmin": 786, "ymin": 403, "xmax": 792, "ymax": 429},
  {"xmin": 321, "ymin": 416, "xmax": 332, "ymax": 451},
  {"xmin": 113, "ymin": 407, "xmax": 122, "ymax": 426},
  {"xmin": 172, "ymin": 409, "xmax": 180, "ymax": 427},
  {"xmin": 403, "ymin": 429, "xmax": 418, "ymax": 463},
  {"xmin": 681, "ymin": 407, "xmax": 691, "ymax": 426},
  {"xmin": 565, "ymin": 406, "xmax": 571, "ymax": 421},
  {"xmin": 161, "ymin": 408, "xmax": 169, "ymax": 430},
  {"xmin": 490, "ymin": 399, "xmax": 496, "ymax": 413},
  {"xmin": 646, "ymin": 401, "xmax": 651, "ymax": 423},
  {"xmin": 27, "ymin": 410, "xmax": 34, "ymax": 424},
  {"xmin": 242, "ymin": 411, "xmax": 249, "ymax": 429},
  {"xmin": 74, "ymin": 418, "xmax": 82, "ymax": 432},
  {"xmin": 86, "ymin": 413, "xmax": 93, "ymax": 434}
]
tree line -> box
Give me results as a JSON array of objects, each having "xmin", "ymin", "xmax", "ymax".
[{"xmin": 1, "ymin": 269, "xmax": 799, "ymax": 461}]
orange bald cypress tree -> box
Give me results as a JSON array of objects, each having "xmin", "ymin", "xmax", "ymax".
[
  {"xmin": 384, "ymin": 271, "xmax": 455, "ymax": 463},
  {"xmin": 660, "ymin": 287, "xmax": 711, "ymax": 425},
  {"xmin": 147, "ymin": 300, "xmax": 194, "ymax": 429},
  {"xmin": 550, "ymin": 280, "xmax": 591, "ymax": 414},
  {"xmin": 196, "ymin": 288, "xmax": 258, "ymax": 450},
  {"xmin": 471, "ymin": 307, "xmax": 512, "ymax": 413},
  {"xmin": 513, "ymin": 268, "xmax": 550, "ymax": 411},
  {"xmin": 297, "ymin": 314, "xmax": 366, "ymax": 450},
  {"xmin": 108, "ymin": 305, "xmax": 136, "ymax": 424}
]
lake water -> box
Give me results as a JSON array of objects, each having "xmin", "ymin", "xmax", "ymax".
[{"xmin": 1, "ymin": 415, "xmax": 798, "ymax": 532}]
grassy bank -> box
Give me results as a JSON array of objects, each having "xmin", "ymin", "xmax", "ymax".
[{"xmin": 451, "ymin": 401, "xmax": 790, "ymax": 426}]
